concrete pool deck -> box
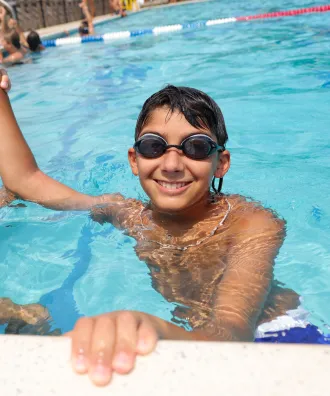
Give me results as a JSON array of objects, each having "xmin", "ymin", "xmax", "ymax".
[
  {"xmin": 0, "ymin": 335, "xmax": 329, "ymax": 395},
  {"xmin": 37, "ymin": 0, "xmax": 209, "ymax": 39}
]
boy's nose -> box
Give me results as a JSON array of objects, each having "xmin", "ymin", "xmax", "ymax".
[{"xmin": 160, "ymin": 148, "xmax": 184, "ymax": 173}]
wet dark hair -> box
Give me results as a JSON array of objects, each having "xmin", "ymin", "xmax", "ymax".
[
  {"xmin": 135, "ymin": 85, "xmax": 228, "ymax": 194},
  {"xmin": 27, "ymin": 31, "xmax": 42, "ymax": 52},
  {"xmin": 4, "ymin": 30, "xmax": 20, "ymax": 50},
  {"xmin": 78, "ymin": 21, "xmax": 89, "ymax": 36}
]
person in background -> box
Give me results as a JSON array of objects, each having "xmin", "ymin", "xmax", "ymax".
[
  {"xmin": 86, "ymin": 0, "xmax": 96, "ymax": 17},
  {"xmin": 26, "ymin": 30, "xmax": 45, "ymax": 53},
  {"xmin": 0, "ymin": 6, "xmax": 28, "ymax": 48},
  {"xmin": 109, "ymin": 0, "xmax": 127, "ymax": 17},
  {"xmin": 78, "ymin": 0, "xmax": 95, "ymax": 36},
  {"xmin": 0, "ymin": 29, "xmax": 25, "ymax": 65}
]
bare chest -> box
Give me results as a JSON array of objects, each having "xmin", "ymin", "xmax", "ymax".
[{"xmin": 132, "ymin": 228, "xmax": 231, "ymax": 307}]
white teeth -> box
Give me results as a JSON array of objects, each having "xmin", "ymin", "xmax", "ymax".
[{"xmin": 157, "ymin": 181, "xmax": 189, "ymax": 190}]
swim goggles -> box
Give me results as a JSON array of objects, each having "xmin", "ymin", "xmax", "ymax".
[{"xmin": 134, "ymin": 133, "xmax": 225, "ymax": 160}]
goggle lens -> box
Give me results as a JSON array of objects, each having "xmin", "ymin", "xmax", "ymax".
[
  {"xmin": 183, "ymin": 136, "xmax": 212, "ymax": 159},
  {"xmin": 134, "ymin": 134, "xmax": 222, "ymax": 160},
  {"xmin": 137, "ymin": 136, "xmax": 166, "ymax": 158}
]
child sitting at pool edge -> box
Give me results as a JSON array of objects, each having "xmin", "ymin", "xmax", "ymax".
[
  {"xmin": 0, "ymin": 70, "xmax": 299, "ymax": 387},
  {"xmin": 78, "ymin": 0, "xmax": 95, "ymax": 37}
]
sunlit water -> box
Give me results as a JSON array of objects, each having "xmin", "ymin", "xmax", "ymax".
[{"xmin": 1, "ymin": 0, "xmax": 330, "ymax": 334}]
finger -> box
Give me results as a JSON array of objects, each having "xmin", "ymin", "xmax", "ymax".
[
  {"xmin": 2, "ymin": 76, "xmax": 11, "ymax": 92},
  {"xmin": 136, "ymin": 318, "xmax": 158, "ymax": 355},
  {"xmin": 89, "ymin": 315, "xmax": 115, "ymax": 386},
  {"xmin": 71, "ymin": 317, "xmax": 94, "ymax": 375},
  {"xmin": 112, "ymin": 311, "xmax": 138, "ymax": 374},
  {"xmin": 0, "ymin": 70, "xmax": 11, "ymax": 92}
]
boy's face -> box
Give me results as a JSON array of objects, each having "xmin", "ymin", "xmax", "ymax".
[{"xmin": 128, "ymin": 107, "xmax": 230, "ymax": 214}]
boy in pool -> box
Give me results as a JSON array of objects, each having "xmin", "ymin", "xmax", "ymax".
[
  {"xmin": 109, "ymin": 0, "xmax": 127, "ymax": 17},
  {"xmin": 0, "ymin": 71, "xmax": 298, "ymax": 386}
]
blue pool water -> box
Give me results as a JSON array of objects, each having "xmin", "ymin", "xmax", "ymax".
[{"xmin": 1, "ymin": 0, "xmax": 330, "ymax": 335}]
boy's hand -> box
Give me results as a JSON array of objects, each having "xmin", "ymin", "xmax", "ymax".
[
  {"xmin": 0, "ymin": 69, "xmax": 11, "ymax": 92},
  {"xmin": 68, "ymin": 311, "xmax": 158, "ymax": 387}
]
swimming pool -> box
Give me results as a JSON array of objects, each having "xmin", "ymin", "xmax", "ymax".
[{"xmin": 1, "ymin": 0, "xmax": 330, "ymax": 336}]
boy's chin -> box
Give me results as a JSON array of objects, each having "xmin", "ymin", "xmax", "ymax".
[{"xmin": 150, "ymin": 198, "xmax": 194, "ymax": 215}]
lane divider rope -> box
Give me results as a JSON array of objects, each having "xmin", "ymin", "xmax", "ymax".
[{"xmin": 43, "ymin": 4, "xmax": 330, "ymax": 47}]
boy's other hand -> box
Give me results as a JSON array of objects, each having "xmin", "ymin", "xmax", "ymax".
[
  {"xmin": 68, "ymin": 311, "xmax": 158, "ymax": 386},
  {"xmin": 0, "ymin": 69, "xmax": 11, "ymax": 92}
]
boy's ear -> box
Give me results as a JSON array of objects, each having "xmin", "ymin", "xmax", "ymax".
[
  {"xmin": 214, "ymin": 150, "xmax": 230, "ymax": 179},
  {"xmin": 128, "ymin": 148, "xmax": 139, "ymax": 176}
]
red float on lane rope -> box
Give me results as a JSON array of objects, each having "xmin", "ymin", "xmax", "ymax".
[{"xmin": 236, "ymin": 5, "xmax": 330, "ymax": 22}]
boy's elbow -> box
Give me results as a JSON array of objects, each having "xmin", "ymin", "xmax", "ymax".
[{"xmin": 3, "ymin": 168, "xmax": 42, "ymax": 199}]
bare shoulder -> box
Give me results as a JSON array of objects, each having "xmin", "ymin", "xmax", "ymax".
[
  {"xmin": 90, "ymin": 193, "xmax": 142, "ymax": 229},
  {"xmin": 227, "ymin": 194, "xmax": 286, "ymax": 236}
]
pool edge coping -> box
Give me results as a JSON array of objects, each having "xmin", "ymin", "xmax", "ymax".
[{"xmin": 1, "ymin": 335, "xmax": 329, "ymax": 395}]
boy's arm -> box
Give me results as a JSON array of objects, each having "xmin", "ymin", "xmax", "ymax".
[
  {"xmin": 134, "ymin": 208, "xmax": 283, "ymax": 342},
  {"xmin": 202, "ymin": 208, "xmax": 285, "ymax": 341},
  {"xmin": 0, "ymin": 89, "xmax": 113, "ymax": 210},
  {"xmin": 145, "ymin": 209, "xmax": 284, "ymax": 342}
]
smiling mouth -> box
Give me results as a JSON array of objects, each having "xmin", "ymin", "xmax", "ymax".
[{"xmin": 155, "ymin": 180, "xmax": 192, "ymax": 190}]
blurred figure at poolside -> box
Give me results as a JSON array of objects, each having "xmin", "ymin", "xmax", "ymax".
[
  {"xmin": 0, "ymin": 5, "xmax": 28, "ymax": 48},
  {"xmin": 0, "ymin": 30, "xmax": 25, "ymax": 65},
  {"xmin": 86, "ymin": 0, "xmax": 96, "ymax": 17},
  {"xmin": 27, "ymin": 31, "xmax": 45, "ymax": 53},
  {"xmin": 109, "ymin": 0, "xmax": 127, "ymax": 17},
  {"xmin": 78, "ymin": 0, "xmax": 95, "ymax": 36}
]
